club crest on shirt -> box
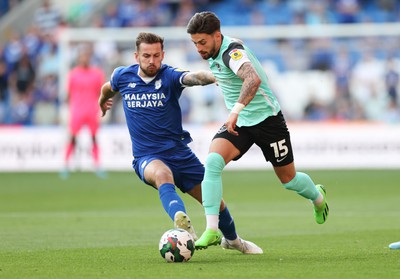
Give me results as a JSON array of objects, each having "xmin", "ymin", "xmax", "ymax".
[
  {"xmin": 155, "ymin": 79, "xmax": 162, "ymax": 89},
  {"xmin": 215, "ymin": 62, "xmax": 222, "ymax": 72},
  {"xmin": 229, "ymin": 49, "xmax": 243, "ymax": 61}
]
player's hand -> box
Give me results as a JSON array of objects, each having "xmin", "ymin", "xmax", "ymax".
[
  {"xmin": 225, "ymin": 113, "xmax": 239, "ymax": 136},
  {"xmin": 100, "ymin": 99, "xmax": 113, "ymax": 117}
]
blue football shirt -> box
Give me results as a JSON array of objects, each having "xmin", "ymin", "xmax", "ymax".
[{"xmin": 110, "ymin": 64, "xmax": 191, "ymax": 158}]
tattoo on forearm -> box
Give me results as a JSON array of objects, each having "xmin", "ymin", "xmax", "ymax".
[
  {"xmin": 237, "ymin": 63, "xmax": 260, "ymax": 105},
  {"xmin": 184, "ymin": 71, "xmax": 215, "ymax": 86}
]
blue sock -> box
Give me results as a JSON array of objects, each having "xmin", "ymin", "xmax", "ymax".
[
  {"xmin": 158, "ymin": 183, "xmax": 186, "ymax": 220},
  {"xmin": 219, "ymin": 206, "xmax": 238, "ymax": 241}
]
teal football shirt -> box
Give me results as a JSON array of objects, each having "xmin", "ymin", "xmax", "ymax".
[{"xmin": 208, "ymin": 35, "xmax": 281, "ymax": 127}]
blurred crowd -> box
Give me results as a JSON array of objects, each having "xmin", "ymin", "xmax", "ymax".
[
  {"xmin": 0, "ymin": 0, "xmax": 23, "ymax": 17},
  {"xmin": 0, "ymin": 0, "xmax": 399, "ymax": 125}
]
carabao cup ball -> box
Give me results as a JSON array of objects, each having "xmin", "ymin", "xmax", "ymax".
[{"xmin": 159, "ymin": 228, "xmax": 195, "ymax": 262}]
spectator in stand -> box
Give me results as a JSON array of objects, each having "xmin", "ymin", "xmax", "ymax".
[
  {"xmin": 2, "ymin": 30, "xmax": 24, "ymax": 72},
  {"xmin": 37, "ymin": 36, "xmax": 59, "ymax": 78},
  {"xmin": 330, "ymin": 46, "xmax": 356, "ymax": 121},
  {"xmin": 117, "ymin": 0, "xmax": 138, "ymax": 27},
  {"xmin": 304, "ymin": 97, "xmax": 330, "ymax": 121},
  {"xmin": 333, "ymin": 47, "xmax": 353, "ymax": 101},
  {"xmin": 33, "ymin": 0, "xmax": 62, "ymax": 36},
  {"xmin": 35, "ymin": 73, "xmax": 58, "ymax": 104},
  {"xmin": 363, "ymin": 84, "xmax": 389, "ymax": 121},
  {"xmin": 8, "ymin": 51, "xmax": 36, "ymax": 124},
  {"xmin": 0, "ymin": 58, "xmax": 9, "ymax": 123},
  {"xmin": 172, "ymin": 0, "xmax": 196, "ymax": 26},
  {"xmin": 385, "ymin": 57, "xmax": 399, "ymax": 104},
  {"xmin": 22, "ymin": 24, "xmax": 43, "ymax": 66},
  {"xmin": 335, "ymin": 0, "xmax": 360, "ymax": 23},
  {"xmin": 0, "ymin": 0, "xmax": 9, "ymax": 17},
  {"xmin": 9, "ymin": 52, "xmax": 35, "ymax": 99},
  {"xmin": 101, "ymin": 4, "xmax": 123, "ymax": 28},
  {"xmin": 305, "ymin": 0, "xmax": 336, "ymax": 25},
  {"xmin": 0, "ymin": 0, "xmax": 22, "ymax": 17},
  {"xmin": 32, "ymin": 72, "xmax": 59, "ymax": 125},
  {"xmin": 350, "ymin": 50, "xmax": 384, "ymax": 111},
  {"xmin": 309, "ymin": 38, "xmax": 334, "ymax": 71},
  {"xmin": 125, "ymin": 1, "xmax": 163, "ymax": 27}
]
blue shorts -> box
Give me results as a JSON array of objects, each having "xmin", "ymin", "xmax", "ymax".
[{"xmin": 132, "ymin": 144, "xmax": 204, "ymax": 193}]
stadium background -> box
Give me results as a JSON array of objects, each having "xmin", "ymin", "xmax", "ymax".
[{"xmin": 0, "ymin": 0, "xmax": 399, "ymax": 171}]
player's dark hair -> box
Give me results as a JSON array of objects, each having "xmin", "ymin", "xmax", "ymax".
[
  {"xmin": 186, "ymin": 11, "xmax": 221, "ymax": 35},
  {"xmin": 135, "ymin": 32, "xmax": 164, "ymax": 51}
]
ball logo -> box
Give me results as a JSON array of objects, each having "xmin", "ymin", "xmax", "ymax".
[{"xmin": 159, "ymin": 228, "xmax": 195, "ymax": 262}]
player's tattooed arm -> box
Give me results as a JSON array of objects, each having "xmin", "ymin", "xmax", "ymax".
[
  {"xmin": 182, "ymin": 70, "xmax": 216, "ymax": 86},
  {"xmin": 236, "ymin": 62, "xmax": 261, "ymax": 106}
]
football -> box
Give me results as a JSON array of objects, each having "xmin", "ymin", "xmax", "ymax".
[{"xmin": 159, "ymin": 228, "xmax": 195, "ymax": 263}]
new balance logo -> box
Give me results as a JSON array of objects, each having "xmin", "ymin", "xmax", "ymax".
[{"xmin": 128, "ymin": 82, "xmax": 136, "ymax": 88}]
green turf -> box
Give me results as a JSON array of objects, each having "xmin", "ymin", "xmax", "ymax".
[{"xmin": 0, "ymin": 170, "xmax": 399, "ymax": 279}]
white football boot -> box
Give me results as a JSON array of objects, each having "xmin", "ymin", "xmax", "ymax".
[
  {"xmin": 221, "ymin": 237, "xmax": 263, "ymax": 254},
  {"xmin": 389, "ymin": 241, "xmax": 400, "ymax": 249},
  {"xmin": 174, "ymin": 211, "xmax": 198, "ymax": 241}
]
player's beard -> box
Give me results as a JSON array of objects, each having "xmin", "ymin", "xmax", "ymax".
[
  {"xmin": 140, "ymin": 64, "xmax": 159, "ymax": 77},
  {"xmin": 199, "ymin": 44, "xmax": 218, "ymax": 60}
]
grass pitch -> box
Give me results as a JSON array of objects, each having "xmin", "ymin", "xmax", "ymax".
[{"xmin": 0, "ymin": 170, "xmax": 399, "ymax": 278}]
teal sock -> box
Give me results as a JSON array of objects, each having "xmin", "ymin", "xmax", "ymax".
[
  {"xmin": 202, "ymin": 153, "xmax": 225, "ymax": 215},
  {"xmin": 283, "ymin": 172, "xmax": 319, "ymax": 201}
]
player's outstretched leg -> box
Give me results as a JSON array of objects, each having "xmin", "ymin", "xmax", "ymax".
[
  {"xmin": 174, "ymin": 211, "xmax": 198, "ymax": 241},
  {"xmin": 221, "ymin": 237, "xmax": 263, "ymax": 254},
  {"xmin": 314, "ymin": 184, "xmax": 329, "ymax": 224},
  {"xmin": 195, "ymin": 228, "xmax": 222, "ymax": 250},
  {"xmin": 389, "ymin": 241, "xmax": 400, "ymax": 249}
]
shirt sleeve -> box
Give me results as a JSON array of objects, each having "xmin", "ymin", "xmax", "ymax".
[
  {"xmin": 110, "ymin": 66, "xmax": 125, "ymax": 92},
  {"xmin": 222, "ymin": 42, "xmax": 251, "ymax": 75},
  {"xmin": 171, "ymin": 67, "xmax": 189, "ymax": 87},
  {"xmin": 179, "ymin": 72, "xmax": 190, "ymax": 87}
]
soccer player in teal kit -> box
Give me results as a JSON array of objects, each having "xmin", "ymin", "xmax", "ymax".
[{"xmin": 187, "ymin": 12, "xmax": 329, "ymax": 250}]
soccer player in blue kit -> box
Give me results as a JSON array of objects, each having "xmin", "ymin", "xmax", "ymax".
[
  {"xmin": 186, "ymin": 12, "xmax": 329, "ymax": 250},
  {"xmin": 99, "ymin": 32, "xmax": 263, "ymax": 254}
]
